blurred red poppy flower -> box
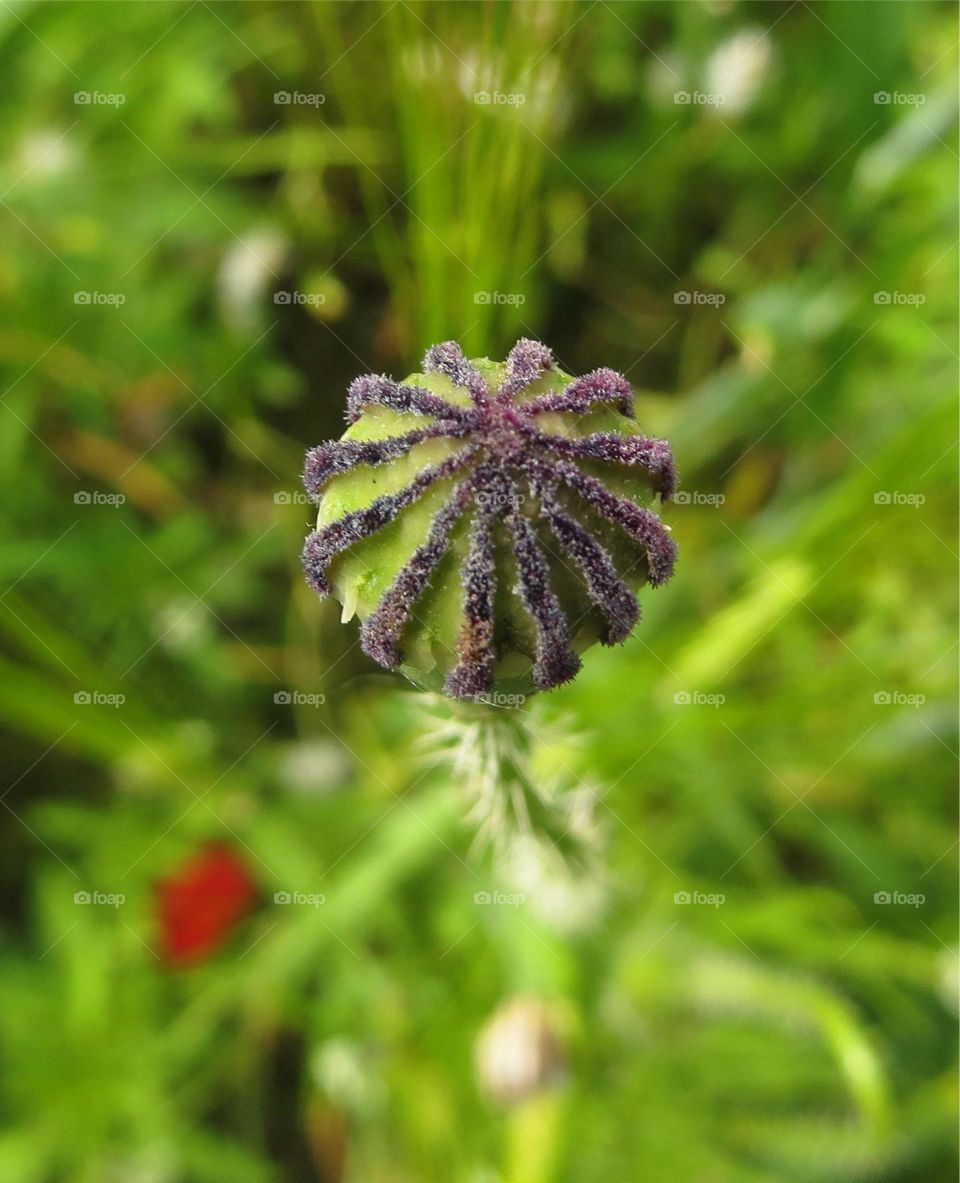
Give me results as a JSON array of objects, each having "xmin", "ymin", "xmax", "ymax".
[{"xmin": 155, "ymin": 842, "xmax": 257, "ymax": 968}]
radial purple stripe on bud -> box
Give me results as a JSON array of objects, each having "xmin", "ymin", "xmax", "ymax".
[
  {"xmin": 541, "ymin": 458, "xmax": 678, "ymax": 586},
  {"xmin": 445, "ymin": 501, "xmax": 500, "ymax": 701},
  {"xmin": 360, "ymin": 476, "xmax": 477, "ymax": 670},
  {"xmin": 301, "ymin": 446, "xmax": 477, "ymax": 596},
  {"xmin": 345, "ymin": 373, "xmax": 471, "ymax": 424},
  {"xmin": 537, "ymin": 484, "xmax": 639, "ymax": 645},
  {"xmin": 303, "ymin": 421, "xmax": 473, "ymax": 499},
  {"xmin": 507, "ymin": 500, "xmax": 581, "ymax": 690},
  {"xmin": 525, "ymin": 367, "xmax": 634, "ymax": 418},
  {"xmin": 499, "ymin": 338, "xmax": 555, "ymax": 400},
  {"xmin": 533, "ymin": 429, "xmax": 677, "ymax": 500},
  {"xmin": 423, "ymin": 340, "xmax": 489, "ymax": 406}
]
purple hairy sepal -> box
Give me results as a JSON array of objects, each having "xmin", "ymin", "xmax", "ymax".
[{"xmin": 301, "ymin": 340, "xmax": 678, "ymax": 699}]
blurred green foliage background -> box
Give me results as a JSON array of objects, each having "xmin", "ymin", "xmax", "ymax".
[{"xmin": 0, "ymin": 1, "xmax": 957, "ymax": 1180}]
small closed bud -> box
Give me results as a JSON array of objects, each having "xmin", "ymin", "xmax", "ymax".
[
  {"xmin": 301, "ymin": 339, "xmax": 678, "ymax": 699},
  {"xmin": 475, "ymin": 996, "xmax": 567, "ymax": 1107}
]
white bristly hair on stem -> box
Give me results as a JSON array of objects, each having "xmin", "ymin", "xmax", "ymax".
[{"xmin": 413, "ymin": 696, "xmax": 607, "ymax": 932}]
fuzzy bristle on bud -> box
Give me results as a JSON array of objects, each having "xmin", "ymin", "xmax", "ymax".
[{"xmin": 300, "ymin": 339, "xmax": 678, "ymax": 699}]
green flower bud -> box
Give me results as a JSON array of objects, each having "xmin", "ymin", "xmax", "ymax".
[{"xmin": 302, "ymin": 339, "xmax": 677, "ymax": 700}]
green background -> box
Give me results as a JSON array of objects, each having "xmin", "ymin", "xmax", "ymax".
[{"xmin": 0, "ymin": 1, "xmax": 956, "ymax": 1180}]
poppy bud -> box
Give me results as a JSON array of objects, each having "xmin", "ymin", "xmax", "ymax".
[{"xmin": 302, "ymin": 339, "xmax": 677, "ymax": 699}]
